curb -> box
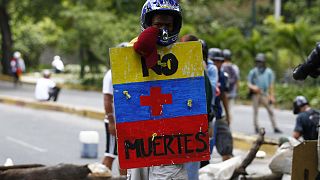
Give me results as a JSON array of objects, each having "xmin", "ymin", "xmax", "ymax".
[
  {"xmin": 0, "ymin": 75, "xmax": 101, "ymax": 92},
  {"xmin": 0, "ymin": 95, "xmax": 278, "ymax": 155},
  {"xmin": 0, "ymin": 75, "xmax": 13, "ymax": 82},
  {"xmin": 0, "ymin": 75, "xmax": 36, "ymax": 85},
  {"xmin": 232, "ymin": 132, "xmax": 278, "ymax": 156},
  {"xmin": 0, "ymin": 95, "xmax": 104, "ymax": 120}
]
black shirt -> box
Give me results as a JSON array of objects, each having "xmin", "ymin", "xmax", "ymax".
[{"xmin": 294, "ymin": 109, "xmax": 320, "ymax": 140}]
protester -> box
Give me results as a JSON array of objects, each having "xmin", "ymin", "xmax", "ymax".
[
  {"xmin": 10, "ymin": 51, "xmax": 26, "ymax": 86},
  {"xmin": 247, "ymin": 53, "xmax": 282, "ymax": 134},
  {"xmin": 204, "ymin": 46, "xmax": 218, "ymax": 107},
  {"xmin": 208, "ymin": 48, "xmax": 233, "ymax": 161},
  {"xmin": 127, "ymin": 0, "xmax": 187, "ymax": 179},
  {"xmin": 292, "ymin": 96, "xmax": 320, "ymax": 140},
  {"xmin": 180, "ymin": 34, "xmax": 215, "ymax": 179},
  {"xmin": 101, "ymin": 69, "xmax": 127, "ymax": 176},
  {"xmin": 34, "ymin": 70, "xmax": 60, "ymax": 101},
  {"xmin": 51, "ymin": 55, "xmax": 64, "ymax": 73},
  {"xmin": 101, "ymin": 42, "xmax": 129, "ymax": 176},
  {"xmin": 222, "ymin": 49, "xmax": 240, "ymax": 104}
]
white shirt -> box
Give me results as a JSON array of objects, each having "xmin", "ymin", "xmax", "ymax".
[
  {"xmin": 52, "ymin": 59, "xmax": 64, "ymax": 71},
  {"xmin": 102, "ymin": 70, "xmax": 114, "ymax": 123},
  {"xmin": 18, "ymin": 58, "xmax": 26, "ymax": 72},
  {"xmin": 35, "ymin": 78, "xmax": 56, "ymax": 100},
  {"xmin": 102, "ymin": 70, "xmax": 113, "ymax": 95}
]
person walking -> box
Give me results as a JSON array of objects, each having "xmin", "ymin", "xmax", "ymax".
[
  {"xmin": 10, "ymin": 51, "xmax": 25, "ymax": 86},
  {"xmin": 222, "ymin": 49, "xmax": 239, "ymax": 103},
  {"xmin": 247, "ymin": 53, "xmax": 282, "ymax": 134}
]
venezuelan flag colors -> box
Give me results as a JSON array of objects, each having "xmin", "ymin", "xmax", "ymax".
[{"xmin": 109, "ymin": 41, "xmax": 210, "ymax": 169}]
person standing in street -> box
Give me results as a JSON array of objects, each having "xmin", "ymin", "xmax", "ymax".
[
  {"xmin": 222, "ymin": 49, "xmax": 239, "ymax": 104},
  {"xmin": 101, "ymin": 42, "xmax": 129, "ymax": 176},
  {"xmin": 10, "ymin": 51, "xmax": 26, "ymax": 87},
  {"xmin": 127, "ymin": 0, "xmax": 187, "ymax": 179},
  {"xmin": 101, "ymin": 69, "xmax": 127, "ymax": 176},
  {"xmin": 179, "ymin": 34, "xmax": 216, "ymax": 179},
  {"xmin": 208, "ymin": 48, "xmax": 233, "ymax": 161},
  {"xmin": 292, "ymin": 96, "xmax": 319, "ymax": 140},
  {"xmin": 247, "ymin": 53, "xmax": 282, "ymax": 134}
]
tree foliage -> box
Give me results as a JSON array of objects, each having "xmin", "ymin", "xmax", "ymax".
[{"xmin": 1, "ymin": 0, "xmax": 320, "ymax": 82}]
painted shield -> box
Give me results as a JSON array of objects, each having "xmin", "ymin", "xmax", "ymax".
[{"xmin": 109, "ymin": 41, "xmax": 209, "ymax": 169}]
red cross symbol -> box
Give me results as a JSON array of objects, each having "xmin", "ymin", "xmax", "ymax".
[{"xmin": 140, "ymin": 87, "xmax": 172, "ymax": 116}]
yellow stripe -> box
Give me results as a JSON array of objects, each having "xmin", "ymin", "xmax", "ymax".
[{"xmin": 110, "ymin": 41, "xmax": 204, "ymax": 85}]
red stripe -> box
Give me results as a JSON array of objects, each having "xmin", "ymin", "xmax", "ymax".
[
  {"xmin": 116, "ymin": 114, "xmax": 210, "ymax": 169},
  {"xmin": 140, "ymin": 86, "xmax": 173, "ymax": 116}
]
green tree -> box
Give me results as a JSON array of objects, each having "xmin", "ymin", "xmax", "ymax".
[
  {"xmin": 1, "ymin": 0, "xmax": 64, "ymax": 73},
  {"xmin": 57, "ymin": 1, "xmax": 140, "ymax": 78},
  {"xmin": 0, "ymin": 0, "xmax": 13, "ymax": 74}
]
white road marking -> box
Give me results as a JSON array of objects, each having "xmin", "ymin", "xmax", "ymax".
[{"xmin": 6, "ymin": 136, "xmax": 47, "ymax": 152}]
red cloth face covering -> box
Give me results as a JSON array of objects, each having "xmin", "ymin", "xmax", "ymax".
[{"xmin": 134, "ymin": 27, "xmax": 159, "ymax": 68}]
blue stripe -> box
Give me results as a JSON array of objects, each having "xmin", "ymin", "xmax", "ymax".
[{"xmin": 114, "ymin": 77, "xmax": 207, "ymax": 123}]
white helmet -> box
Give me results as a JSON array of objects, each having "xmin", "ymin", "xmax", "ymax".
[
  {"xmin": 43, "ymin": 69, "xmax": 51, "ymax": 77},
  {"xmin": 13, "ymin": 51, "xmax": 21, "ymax": 59},
  {"xmin": 53, "ymin": 55, "xmax": 61, "ymax": 61}
]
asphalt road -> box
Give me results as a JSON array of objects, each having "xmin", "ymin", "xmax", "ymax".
[
  {"xmin": 0, "ymin": 80, "xmax": 296, "ymax": 140},
  {"xmin": 0, "ymin": 80, "xmax": 297, "ymax": 177},
  {"xmin": 0, "ymin": 102, "xmax": 279, "ymax": 177},
  {"xmin": 231, "ymin": 104, "xmax": 295, "ymax": 139},
  {"xmin": 0, "ymin": 103, "xmax": 105, "ymax": 166}
]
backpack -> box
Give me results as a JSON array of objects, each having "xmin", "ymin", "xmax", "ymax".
[
  {"xmin": 222, "ymin": 64, "xmax": 237, "ymax": 90},
  {"xmin": 304, "ymin": 109, "xmax": 320, "ymax": 140}
]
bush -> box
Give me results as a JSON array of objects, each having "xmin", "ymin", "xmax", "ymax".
[
  {"xmin": 80, "ymin": 75, "xmax": 103, "ymax": 91},
  {"xmin": 238, "ymin": 81, "xmax": 320, "ymax": 109}
]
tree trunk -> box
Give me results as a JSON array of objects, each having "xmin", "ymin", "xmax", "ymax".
[
  {"xmin": 79, "ymin": 44, "xmax": 86, "ymax": 79},
  {"xmin": 306, "ymin": 0, "xmax": 312, "ymax": 8},
  {"xmin": 0, "ymin": 0, "xmax": 13, "ymax": 75},
  {"xmin": 0, "ymin": 163, "xmax": 123, "ymax": 180},
  {"xmin": 232, "ymin": 128, "xmax": 266, "ymax": 179}
]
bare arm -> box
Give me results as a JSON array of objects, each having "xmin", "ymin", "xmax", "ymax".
[
  {"xmin": 221, "ymin": 91, "xmax": 230, "ymax": 125},
  {"xmin": 293, "ymin": 131, "xmax": 301, "ymax": 140},
  {"xmin": 268, "ymin": 83, "xmax": 275, "ymax": 104},
  {"xmin": 104, "ymin": 94, "xmax": 116, "ymax": 135},
  {"xmin": 247, "ymin": 82, "xmax": 261, "ymax": 94}
]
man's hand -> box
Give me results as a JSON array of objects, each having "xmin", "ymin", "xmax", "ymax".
[
  {"xmin": 208, "ymin": 127, "xmax": 214, "ymax": 138},
  {"xmin": 108, "ymin": 121, "xmax": 116, "ymax": 136},
  {"xmin": 215, "ymin": 87, "xmax": 221, "ymax": 97},
  {"xmin": 225, "ymin": 113, "xmax": 231, "ymax": 126},
  {"xmin": 250, "ymin": 85, "xmax": 261, "ymax": 94},
  {"xmin": 268, "ymin": 95, "xmax": 276, "ymax": 104}
]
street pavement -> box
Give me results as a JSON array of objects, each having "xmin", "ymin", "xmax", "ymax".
[
  {"xmin": 0, "ymin": 80, "xmax": 103, "ymax": 111},
  {"xmin": 0, "ymin": 80, "xmax": 296, "ymax": 140},
  {"xmin": 0, "ymin": 103, "xmax": 105, "ymax": 166},
  {"xmin": 0, "ymin": 79, "xmax": 296, "ymax": 177},
  {"xmin": 0, "ymin": 102, "xmax": 279, "ymax": 178}
]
